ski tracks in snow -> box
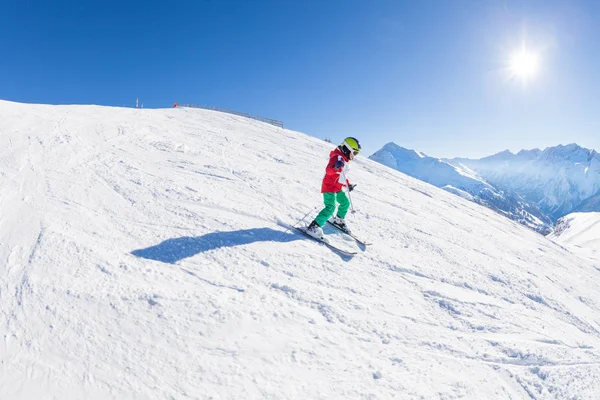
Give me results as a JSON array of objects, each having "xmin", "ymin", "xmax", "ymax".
[{"xmin": 3, "ymin": 103, "xmax": 600, "ymax": 399}]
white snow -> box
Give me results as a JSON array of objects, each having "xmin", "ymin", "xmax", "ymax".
[
  {"xmin": 549, "ymin": 212, "xmax": 600, "ymax": 261},
  {"xmin": 441, "ymin": 185, "xmax": 476, "ymax": 201},
  {"xmin": 453, "ymin": 145, "xmax": 600, "ymax": 221},
  {"xmin": 2, "ymin": 100, "xmax": 600, "ymax": 399}
]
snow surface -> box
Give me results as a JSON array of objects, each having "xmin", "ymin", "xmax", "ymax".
[
  {"xmin": 2, "ymin": 100, "xmax": 600, "ymax": 399},
  {"xmin": 549, "ymin": 212, "xmax": 600, "ymax": 261}
]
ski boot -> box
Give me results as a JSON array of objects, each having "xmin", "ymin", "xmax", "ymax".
[
  {"xmin": 306, "ymin": 220, "xmax": 324, "ymax": 240},
  {"xmin": 331, "ymin": 215, "xmax": 351, "ymax": 234}
]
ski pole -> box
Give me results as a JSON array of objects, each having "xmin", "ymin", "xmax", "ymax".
[
  {"xmin": 347, "ymin": 186, "xmax": 356, "ymax": 214},
  {"xmin": 340, "ymin": 169, "xmax": 356, "ymax": 214},
  {"xmin": 295, "ymin": 206, "xmax": 317, "ymax": 227}
]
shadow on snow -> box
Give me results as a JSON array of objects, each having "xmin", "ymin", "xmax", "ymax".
[{"xmin": 131, "ymin": 227, "xmax": 301, "ymax": 264}]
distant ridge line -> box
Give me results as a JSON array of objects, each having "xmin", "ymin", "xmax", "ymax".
[{"xmin": 180, "ymin": 104, "xmax": 283, "ymax": 128}]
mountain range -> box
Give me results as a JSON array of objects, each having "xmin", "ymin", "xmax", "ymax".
[{"xmin": 370, "ymin": 142, "xmax": 600, "ymax": 234}]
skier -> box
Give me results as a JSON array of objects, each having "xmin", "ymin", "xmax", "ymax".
[{"xmin": 306, "ymin": 137, "xmax": 361, "ymax": 240}]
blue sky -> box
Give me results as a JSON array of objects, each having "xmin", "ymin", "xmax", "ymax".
[{"xmin": 1, "ymin": 0, "xmax": 599, "ymax": 158}]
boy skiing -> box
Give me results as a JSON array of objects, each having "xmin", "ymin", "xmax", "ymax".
[{"xmin": 306, "ymin": 137, "xmax": 362, "ymax": 240}]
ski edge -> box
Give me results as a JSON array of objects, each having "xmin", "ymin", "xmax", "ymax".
[
  {"xmin": 292, "ymin": 226, "xmax": 357, "ymax": 256},
  {"xmin": 326, "ymin": 221, "xmax": 372, "ymax": 246}
]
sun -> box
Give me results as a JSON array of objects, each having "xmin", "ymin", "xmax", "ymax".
[{"xmin": 508, "ymin": 47, "xmax": 539, "ymax": 81}]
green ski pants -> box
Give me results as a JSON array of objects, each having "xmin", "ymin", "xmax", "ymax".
[{"xmin": 314, "ymin": 191, "xmax": 350, "ymax": 227}]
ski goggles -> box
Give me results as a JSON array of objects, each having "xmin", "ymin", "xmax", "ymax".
[{"xmin": 343, "ymin": 139, "xmax": 361, "ymax": 156}]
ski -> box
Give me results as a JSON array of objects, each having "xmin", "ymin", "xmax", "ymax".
[
  {"xmin": 327, "ymin": 221, "xmax": 372, "ymax": 246},
  {"xmin": 292, "ymin": 226, "xmax": 357, "ymax": 257}
]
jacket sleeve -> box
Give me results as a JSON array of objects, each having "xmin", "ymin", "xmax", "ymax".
[{"xmin": 341, "ymin": 162, "xmax": 351, "ymax": 187}]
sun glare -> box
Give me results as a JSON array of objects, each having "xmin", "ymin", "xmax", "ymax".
[{"xmin": 508, "ymin": 48, "xmax": 539, "ymax": 81}]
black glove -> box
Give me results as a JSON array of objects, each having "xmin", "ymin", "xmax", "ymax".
[
  {"xmin": 348, "ymin": 184, "xmax": 356, "ymax": 192},
  {"xmin": 334, "ymin": 159, "xmax": 344, "ymax": 169}
]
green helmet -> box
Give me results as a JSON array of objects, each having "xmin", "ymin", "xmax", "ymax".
[{"xmin": 341, "ymin": 137, "xmax": 361, "ymax": 155}]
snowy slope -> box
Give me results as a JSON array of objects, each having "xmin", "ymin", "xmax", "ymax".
[
  {"xmin": 549, "ymin": 212, "xmax": 600, "ymax": 260},
  {"xmin": 369, "ymin": 143, "xmax": 552, "ymax": 234},
  {"xmin": 2, "ymin": 100, "xmax": 600, "ymax": 399}
]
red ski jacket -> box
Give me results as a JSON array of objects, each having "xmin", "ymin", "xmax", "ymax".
[{"xmin": 321, "ymin": 148, "xmax": 351, "ymax": 193}]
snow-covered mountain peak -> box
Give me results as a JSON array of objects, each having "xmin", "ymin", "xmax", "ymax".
[
  {"xmin": 378, "ymin": 142, "xmax": 429, "ymax": 163},
  {"xmin": 2, "ymin": 101, "xmax": 600, "ymax": 399},
  {"xmin": 370, "ymin": 143, "xmax": 552, "ymax": 233},
  {"xmin": 481, "ymin": 149, "xmax": 515, "ymax": 162},
  {"xmin": 444, "ymin": 143, "xmax": 600, "ymax": 222},
  {"xmin": 516, "ymin": 148, "xmax": 542, "ymax": 159},
  {"xmin": 540, "ymin": 143, "xmax": 596, "ymax": 163}
]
